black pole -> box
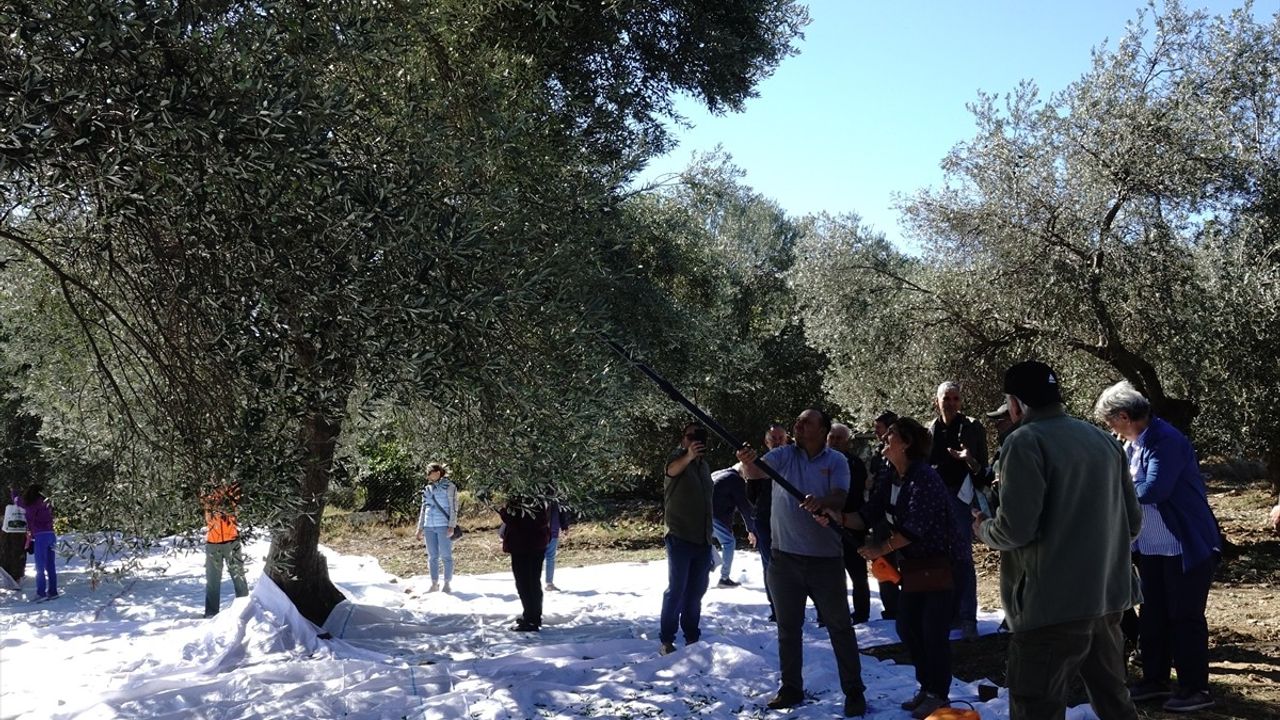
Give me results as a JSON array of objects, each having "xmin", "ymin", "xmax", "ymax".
[{"xmin": 599, "ymin": 335, "xmax": 810, "ymax": 502}]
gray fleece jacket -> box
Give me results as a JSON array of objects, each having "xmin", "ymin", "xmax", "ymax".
[{"xmin": 977, "ymin": 404, "xmax": 1143, "ymax": 632}]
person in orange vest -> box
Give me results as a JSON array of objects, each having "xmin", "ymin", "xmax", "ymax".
[{"xmin": 203, "ymin": 482, "xmax": 249, "ymax": 617}]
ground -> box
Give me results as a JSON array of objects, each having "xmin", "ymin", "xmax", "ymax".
[{"xmin": 321, "ymin": 473, "xmax": 1279, "ymax": 719}]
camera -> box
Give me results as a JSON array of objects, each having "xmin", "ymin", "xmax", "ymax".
[{"xmin": 690, "ymin": 427, "xmax": 708, "ymax": 443}]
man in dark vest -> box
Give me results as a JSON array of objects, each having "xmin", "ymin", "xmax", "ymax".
[{"xmin": 928, "ymin": 381, "xmax": 987, "ymax": 641}]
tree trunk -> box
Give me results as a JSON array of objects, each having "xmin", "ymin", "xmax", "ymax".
[
  {"xmin": 266, "ymin": 409, "xmax": 346, "ymax": 627},
  {"xmin": 1268, "ymin": 443, "xmax": 1280, "ymax": 498}
]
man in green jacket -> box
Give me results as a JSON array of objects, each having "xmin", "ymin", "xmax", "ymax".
[{"xmin": 973, "ymin": 361, "xmax": 1142, "ymax": 720}]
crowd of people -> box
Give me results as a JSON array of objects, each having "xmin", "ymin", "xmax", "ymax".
[
  {"xmin": 657, "ymin": 360, "xmax": 1226, "ymax": 719},
  {"xmin": 5, "ymin": 356, "xmax": 1262, "ymax": 719}
]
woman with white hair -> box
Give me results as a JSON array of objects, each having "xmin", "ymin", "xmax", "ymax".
[{"xmin": 1094, "ymin": 381, "xmax": 1220, "ymax": 714}]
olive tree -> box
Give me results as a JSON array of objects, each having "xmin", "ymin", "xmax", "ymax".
[
  {"xmin": 0, "ymin": 0, "xmax": 807, "ymax": 622},
  {"xmin": 800, "ymin": 2, "xmax": 1279, "ymax": 483}
]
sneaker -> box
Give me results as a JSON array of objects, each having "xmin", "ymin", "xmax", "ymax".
[
  {"xmin": 1162, "ymin": 689, "xmax": 1214, "ymax": 713},
  {"xmin": 843, "ymin": 692, "xmax": 866, "ymax": 717},
  {"xmin": 545, "ymin": 583, "xmax": 560, "ymax": 591},
  {"xmin": 1129, "ymin": 680, "xmax": 1172, "ymax": 702},
  {"xmin": 716, "ymin": 578, "xmax": 740, "ymax": 588},
  {"xmin": 960, "ymin": 620, "xmax": 979, "ymax": 641},
  {"xmin": 442, "ymin": 582, "xmax": 451, "ymax": 593},
  {"xmin": 659, "ymin": 641, "xmax": 677, "ymax": 655},
  {"xmin": 427, "ymin": 582, "xmax": 440, "ymax": 593},
  {"xmin": 910, "ymin": 693, "xmax": 948, "ymax": 720},
  {"xmin": 900, "ymin": 690, "xmax": 928, "ymax": 711},
  {"xmin": 765, "ymin": 686, "xmax": 805, "ymax": 710}
]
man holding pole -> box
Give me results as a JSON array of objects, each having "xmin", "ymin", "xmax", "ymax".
[
  {"xmin": 659, "ymin": 422, "xmax": 715, "ymax": 655},
  {"xmin": 739, "ymin": 408, "xmax": 867, "ymax": 717}
]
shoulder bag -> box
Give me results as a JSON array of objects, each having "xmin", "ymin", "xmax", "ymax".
[
  {"xmin": 425, "ymin": 488, "xmax": 463, "ymax": 540},
  {"xmin": 898, "ymin": 555, "xmax": 954, "ymax": 592}
]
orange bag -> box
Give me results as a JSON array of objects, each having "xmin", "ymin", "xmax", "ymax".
[{"xmin": 870, "ymin": 555, "xmax": 900, "ymax": 584}]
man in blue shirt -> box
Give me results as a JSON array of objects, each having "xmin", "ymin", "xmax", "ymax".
[
  {"xmin": 739, "ymin": 408, "xmax": 867, "ymax": 717},
  {"xmin": 710, "ymin": 465, "xmax": 755, "ymax": 587}
]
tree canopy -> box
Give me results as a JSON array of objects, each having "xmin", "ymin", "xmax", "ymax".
[{"xmin": 1, "ymin": 0, "xmax": 809, "ymax": 622}]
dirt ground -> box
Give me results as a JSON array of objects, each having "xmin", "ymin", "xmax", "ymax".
[{"xmin": 321, "ymin": 476, "xmax": 1279, "ymax": 719}]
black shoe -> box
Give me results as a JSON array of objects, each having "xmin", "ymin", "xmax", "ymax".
[
  {"xmin": 659, "ymin": 641, "xmax": 677, "ymax": 655},
  {"xmin": 767, "ymin": 612, "xmax": 777, "ymax": 623},
  {"xmin": 910, "ymin": 694, "xmax": 948, "ymax": 719},
  {"xmin": 1162, "ymin": 689, "xmax": 1214, "ymax": 713},
  {"xmin": 844, "ymin": 693, "xmax": 866, "ymax": 717},
  {"xmin": 716, "ymin": 578, "xmax": 740, "ymax": 588},
  {"xmin": 850, "ymin": 612, "xmax": 870, "ymax": 624},
  {"xmin": 1129, "ymin": 680, "xmax": 1172, "ymax": 702},
  {"xmin": 766, "ymin": 686, "xmax": 805, "ymax": 710},
  {"xmin": 880, "ymin": 611, "xmax": 896, "ymax": 621},
  {"xmin": 900, "ymin": 690, "xmax": 928, "ymax": 711},
  {"xmin": 510, "ymin": 621, "xmax": 539, "ymax": 632}
]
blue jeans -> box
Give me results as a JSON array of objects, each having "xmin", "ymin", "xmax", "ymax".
[
  {"xmin": 422, "ymin": 526, "xmax": 454, "ymax": 583},
  {"xmin": 711, "ymin": 518, "xmax": 736, "ymax": 581},
  {"xmin": 948, "ymin": 495, "xmax": 977, "ymax": 625},
  {"xmin": 32, "ymin": 531, "xmax": 57, "ymax": 598},
  {"xmin": 660, "ymin": 535, "xmax": 712, "ymax": 644},
  {"xmin": 897, "ymin": 588, "xmax": 955, "ymax": 696},
  {"xmin": 543, "ymin": 535, "xmax": 560, "ymax": 584}
]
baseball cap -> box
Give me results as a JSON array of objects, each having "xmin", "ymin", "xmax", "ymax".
[
  {"xmin": 1003, "ymin": 361, "xmax": 1063, "ymax": 409},
  {"xmin": 985, "ymin": 402, "xmax": 1010, "ymax": 419}
]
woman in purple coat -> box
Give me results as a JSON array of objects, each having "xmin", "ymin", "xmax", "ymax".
[
  {"xmin": 15, "ymin": 484, "xmax": 57, "ymax": 600},
  {"xmin": 819, "ymin": 417, "xmax": 963, "ymax": 719},
  {"xmin": 498, "ymin": 497, "xmax": 551, "ymax": 632}
]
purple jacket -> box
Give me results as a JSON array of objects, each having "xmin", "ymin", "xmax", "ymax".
[
  {"xmin": 499, "ymin": 505, "xmax": 551, "ymax": 554},
  {"xmin": 13, "ymin": 492, "xmax": 54, "ymax": 534},
  {"xmin": 859, "ymin": 460, "xmax": 963, "ymax": 563}
]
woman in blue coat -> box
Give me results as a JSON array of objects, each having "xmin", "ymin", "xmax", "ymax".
[{"xmin": 1095, "ymin": 381, "xmax": 1220, "ymax": 714}]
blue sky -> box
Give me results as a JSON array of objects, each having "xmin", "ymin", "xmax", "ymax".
[{"xmin": 637, "ymin": 0, "xmax": 1273, "ymax": 250}]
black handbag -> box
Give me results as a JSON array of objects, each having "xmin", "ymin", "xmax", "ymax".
[{"xmin": 898, "ymin": 555, "xmax": 954, "ymax": 592}]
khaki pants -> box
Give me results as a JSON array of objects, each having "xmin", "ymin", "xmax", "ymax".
[
  {"xmin": 1008, "ymin": 611, "xmax": 1138, "ymax": 720},
  {"xmin": 205, "ymin": 540, "xmax": 249, "ymax": 617}
]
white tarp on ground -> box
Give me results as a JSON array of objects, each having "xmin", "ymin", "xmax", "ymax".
[{"xmin": 0, "ymin": 533, "xmax": 1106, "ymax": 719}]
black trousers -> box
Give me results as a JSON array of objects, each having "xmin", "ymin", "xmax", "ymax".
[
  {"xmin": 510, "ymin": 551, "xmax": 544, "ymax": 627},
  {"xmin": 1136, "ymin": 553, "xmax": 1215, "ymax": 692},
  {"xmin": 897, "ymin": 588, "xmax": 954, "ymax": 696},
  {"xmin": 841, "ymin": 535, "xmax": 871, "ymax": 621}
]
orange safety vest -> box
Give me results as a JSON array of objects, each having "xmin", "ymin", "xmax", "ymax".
[{"xmin": 203, "ymin": 485, "xmax": 240, "ymax": 543}]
